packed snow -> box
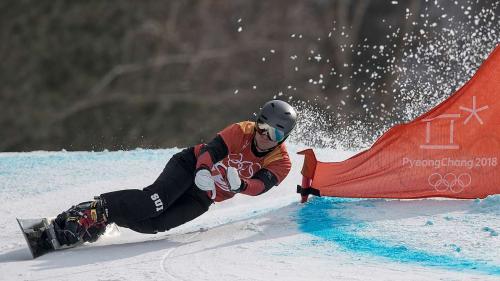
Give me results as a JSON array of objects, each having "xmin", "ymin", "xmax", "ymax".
[{"xmin": 0, "ymin": 144, "xmax": 498, "ymax": 280}]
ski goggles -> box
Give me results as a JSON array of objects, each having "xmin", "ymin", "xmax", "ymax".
[{"xmin": 256, "ymin": 120, "xmax": 286, "ymax": 142}]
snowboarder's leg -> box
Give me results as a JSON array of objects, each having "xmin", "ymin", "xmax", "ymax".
[
  {"xmin": 124, "ymin": 185, "xmax": 212, "ymax": 234},
  {"xmin": 101, "ymin": 147, "xmax": 199, "ymax": 226},
  {"xmin": 54, "ymin": 148, "xmax": 202, "ymax": 245}
]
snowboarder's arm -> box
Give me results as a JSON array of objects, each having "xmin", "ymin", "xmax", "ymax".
[
  {"xmin": 196, "ymin": 135, "xmax": 228, "ymax": 170},
  {"xmin": 228, "ymin": 168, "xmax": 279, "ymax": 196},
  {"xmin": 239, "ymin": 154, "xmax": 292, "ymax": 195},
  {"xmin": 196, "ymin": 122, "xmax": 246, "ymax": 170},
  {"xmin": 243, "ymin": 169, "xmax": 280, "ymax": 196}
]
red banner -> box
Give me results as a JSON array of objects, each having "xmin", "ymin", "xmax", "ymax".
[{"xmin": 299, "ymin": 44, "xmax": 500, "ymax": 200}]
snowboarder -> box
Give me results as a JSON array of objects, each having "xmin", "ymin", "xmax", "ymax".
[{"xmin": 53, "ymin": 100, "xmax": 297, "ymax": 246}]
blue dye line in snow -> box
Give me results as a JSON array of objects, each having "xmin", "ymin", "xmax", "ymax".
[
  {"xmin": 297, "ymin": 197, "xmax": 500, "ymax": 276},
  {"xmin": 0, "ymin": 149, "xmax": 179, "ymax": 197}
]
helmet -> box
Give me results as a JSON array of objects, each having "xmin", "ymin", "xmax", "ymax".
[{"xmin": 256, "ymin": 100, "xmax": 297, "ymax": 139}]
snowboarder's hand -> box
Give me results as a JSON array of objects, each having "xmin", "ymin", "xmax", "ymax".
[
  {"xmin": 227, "ymin": 167, "xmax": 245, "ymax": 192},
  {"xmin": 195, "ymin": 168, "xmax": 216, "ymax": 199}
]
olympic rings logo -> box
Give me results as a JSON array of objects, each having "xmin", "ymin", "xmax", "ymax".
[
  {"xmin": 211, "ymin": 153, "xmax": 262, "ymax": 191},
  {"xmin": 227, "ymin": 153, "xmax": 262, "ymax": 178},
  {"xmin": 428, "ymin": 173, "xmax": 472, "ymax": 193}
]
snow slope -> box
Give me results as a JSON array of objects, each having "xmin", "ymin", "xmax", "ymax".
[{"xmin": 0, "ymin": 145, "xmax": 498, "ymax": 281}]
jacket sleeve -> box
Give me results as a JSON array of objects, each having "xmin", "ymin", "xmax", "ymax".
[
  {"xmin": 240, "ymin": 149, "xmax": 292, "ymax": 195},
  {"xmin": 239, "ymin": 168, "xmax": 279, "ymax": 196},
  {"xmin": 196, "ymin": 135, "xmax": 229, "ymax": 170}
]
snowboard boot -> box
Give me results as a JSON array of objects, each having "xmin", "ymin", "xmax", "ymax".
[{"xmin": 54, "ymin": 197, "xmax": 109, "ymax": 246}]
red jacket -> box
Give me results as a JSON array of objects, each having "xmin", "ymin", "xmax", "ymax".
[{"xmin": 194, "ymin": 121, "xmax": 291, "ymax": 202}]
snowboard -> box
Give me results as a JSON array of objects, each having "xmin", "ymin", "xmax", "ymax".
[{"xmin": 16, "ymin": 218, "xmax": 82, "ymax": 259}]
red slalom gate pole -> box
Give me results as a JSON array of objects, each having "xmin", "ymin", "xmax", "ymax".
[{"xmin": 300, "ymin": 176, "xmax": 312, "ymax": 203}]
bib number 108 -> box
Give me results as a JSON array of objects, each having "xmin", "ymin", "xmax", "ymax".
[{"xmin": 151, "ymin": 193, "xmax": 164, "ymax": 211}]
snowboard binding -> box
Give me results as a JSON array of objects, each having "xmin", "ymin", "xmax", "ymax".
[{"xmin": 53, "ymin": 197, "xmax": 108, "ymax": 246}]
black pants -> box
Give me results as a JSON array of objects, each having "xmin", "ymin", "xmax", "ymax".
[{"xmin": 100, "ymin": 148, "xmax": 213, "ymax": 234}]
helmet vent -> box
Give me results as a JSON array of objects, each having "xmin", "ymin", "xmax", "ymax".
[{"xmin": 276, "ymin": 124, "xmax": 284, "ymax": 129}]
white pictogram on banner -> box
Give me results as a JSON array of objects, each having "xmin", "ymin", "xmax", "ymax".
[
  {"xmin": 420, "ymin": 114, "xmax": 461, "ymax": 150},
  {"xmin": 427, "ymin": 172, "xmax": 472, "ymax": 193},
  {"xmin": 459, "ymin": 95, "xmax": 489, "ymax": 125},
  {"xmin": 420, "ymin": 96, "xmax": 488, "ymax": 150}
]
